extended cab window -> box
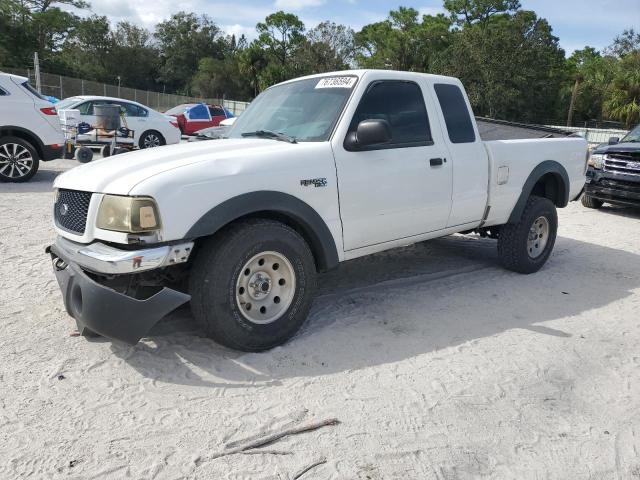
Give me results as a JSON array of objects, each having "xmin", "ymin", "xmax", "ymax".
[
  {"xmin": 348, "ymin": 81, "xmax": 432, "ymax": 148},
  {"xmin": 434, "ymin": 83, "xmax": 476, "ymax": 143}
]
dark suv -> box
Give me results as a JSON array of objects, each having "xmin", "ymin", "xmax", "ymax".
[{"xmin": 583, "ymin": 124, "xmax": 640, "ymax": 209}]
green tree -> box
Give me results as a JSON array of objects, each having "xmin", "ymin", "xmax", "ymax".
[
  {"xmin": 443, "ymin": 0, "xmax": 520, "ymax": 25},
  {"xmin": 109, "ymin": 22, "xmax": 159, "ymax": 90},
  {"xmin": 604, "ymin": 51, "xmax": 640, "ymax": 128},
  {"xmin": 355, "ymin": 7, "xmax": 452, "ymax": 71},
  {"xmin": 155, "ymin": 12, "xmax": 228, "ymax": 93},
  {"xmin": 438, "ymin": 9, "xmax": 565, "ymax": 122}
]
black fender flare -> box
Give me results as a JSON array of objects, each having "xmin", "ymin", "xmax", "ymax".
[
  {"xmin": 185, "ymin": 191, "xmax": 339, "ymax": 272},
  {"xmin": 507, "ymin": 160, "xmax": 570, "ymax": 224}
]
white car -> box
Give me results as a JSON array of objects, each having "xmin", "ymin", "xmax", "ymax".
[
  {"xmin": 0, "ymin": 72, "xmax": 64, "ymax": 182},
  {"xmin": 55, "ymin": 96, "xmax": 181, "ymax": 149},
  {"xmin": 48, "ymin": 70, "xmax": 588, "ymax": 350}
]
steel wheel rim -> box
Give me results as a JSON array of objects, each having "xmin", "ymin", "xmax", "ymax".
[
  {"xmin": 0, "ymin": 143, "xmax": 33, "ymax": 178},
  {"xmin": 527, "ymin": 216, "xmax": 549, "ymax": 258},
  {"xmin": 143, "ymin": 133, "xmax": 160, "ymax": 148},
  {"xmin": 235, "ymin": 251, "xmax": 296, "ymax": 324}
]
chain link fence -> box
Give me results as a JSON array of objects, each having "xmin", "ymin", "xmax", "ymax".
[{"xmin": 0, "ymin": 66, "xmax": 250, "ymax": 115}]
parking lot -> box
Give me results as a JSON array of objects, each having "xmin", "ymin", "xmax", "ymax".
[{"xmin": 1, "ymin": 158, "xmax": 639, "ymax": 479}]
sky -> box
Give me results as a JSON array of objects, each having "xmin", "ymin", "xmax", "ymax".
[{"xmin": 85, "ymin": 0, "xmax": 640, "ymax": 55}]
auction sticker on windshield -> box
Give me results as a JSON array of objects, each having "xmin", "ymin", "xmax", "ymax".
[{"xmin": 315, "ymin": 76, "xmax": 357, "ymax": 89}]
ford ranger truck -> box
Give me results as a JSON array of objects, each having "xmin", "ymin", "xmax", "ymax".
[{"xmin": 47, "ymin": 70, "xmax": 588, "ymax": 351}]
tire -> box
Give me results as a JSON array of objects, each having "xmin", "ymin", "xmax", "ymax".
[
  {"xmin": 100, "ymin": 144, "xmax": 111, "ymax": 158},
  {"xmin": 0, "ymin": 136, "xmax": 40, "ymax": 182},
  {"xmin": 497, "ymin": 195, "xmax": 558, "ymax": 274},
  {"xmin": 75, "ymin": 146, "xmax": 93, "ymax": 163},
  {"xmin": 139, "ymin": 130, "xmax": 165, "ymax": 149},
  {"xmin": 190, "ymin": 219, "xmax": 317, "ymax": 352},
  {"xmin": 581, "ymin": 194, "xmax": 603, "ymax": 209}
]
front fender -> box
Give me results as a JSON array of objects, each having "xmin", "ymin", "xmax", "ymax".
[{"xmin": 185, "ymin": 191, "xmax": 339, "ymax": 272}]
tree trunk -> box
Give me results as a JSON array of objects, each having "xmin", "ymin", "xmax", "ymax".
[{"xmin": 567, "ymin": 77, "xmax": 581, "ymax": 127}]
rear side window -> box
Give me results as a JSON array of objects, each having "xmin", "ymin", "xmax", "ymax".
[
  {"xmin": 0, "ymin": 87, "xmax": 7, "ymax": 96},
  {"xmin": 349, "ymin": 80, "xmax": 432, "ymax": 148},
  {"xmin": 434, "ymin": 83, "xmax": 476, "ymax": 143},
  {"xmin": 21, "ymin": 81, "xmax": 47, "ymax": 101},
  {"xmin": 210, "ymin": 107, "xmax": 226, "ymax": 117},
  {"xmin": 77, "ymin": 101, "xmax": 94, "ymax": 115},
  {"xmin": 121, "ymin": 103, "xmax": 147, "ymax": 117}
]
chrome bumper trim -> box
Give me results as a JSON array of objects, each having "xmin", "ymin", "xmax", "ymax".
[{"xmin": 54, "ymin": 236, "xmax": 194, "ymax": 275}]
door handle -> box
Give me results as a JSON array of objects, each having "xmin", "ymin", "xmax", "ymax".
[{"xmin": 430, "ymin": 157, "xmax": 445, "ymax": 166}]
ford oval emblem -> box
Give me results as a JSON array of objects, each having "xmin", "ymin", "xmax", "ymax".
[{"xmin": 59, "ymin": 203, "xmax": 69, "ymax": 216}]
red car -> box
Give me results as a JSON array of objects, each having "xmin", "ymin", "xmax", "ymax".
[{"xmin": 165, "ymin": 103, "xmax": 234, "ymax": 135}]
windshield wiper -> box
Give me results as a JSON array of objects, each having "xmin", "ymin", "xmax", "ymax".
[{"xmin": 241, "ymin": 130, "xmax": 297, "ymax": 144}]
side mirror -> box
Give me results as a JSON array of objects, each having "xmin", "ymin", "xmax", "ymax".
[
  {"xmin": 608, "ymin": 137, "xmax": 620, "ymax": 145},
  {"xmin": 344, "ymin": 119, "xmax": 392, "ymax": 150}
]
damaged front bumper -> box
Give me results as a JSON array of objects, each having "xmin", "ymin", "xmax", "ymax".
[{"xmin": 47, "ymin": 236, "xmax": 192, "ymax": 344}]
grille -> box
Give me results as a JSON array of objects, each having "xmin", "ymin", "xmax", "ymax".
[
  {"xmin": 603, "ymin": 151, "xmax": 640, "ymax": 177},
  {"xmin": 54, "ymin": 189, "xmax": 92, "ymax": 234}
]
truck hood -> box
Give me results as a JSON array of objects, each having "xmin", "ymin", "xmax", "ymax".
[{"xmin": 54, "ymin": 138, "xmax": 293, "ymax": 195}]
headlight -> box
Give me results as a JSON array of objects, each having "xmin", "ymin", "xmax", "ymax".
[
  {"xmin": 96, "ymin": 195, "xmax": 161, "ymax": 233},
  {"xmin": 588, "ymin": 153, "xmax": 604, "ymax": 169}
]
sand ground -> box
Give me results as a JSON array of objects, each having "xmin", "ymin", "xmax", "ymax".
[{"xmin": 1, "ymin": 158, "xmax": 639, "ymax": 479}]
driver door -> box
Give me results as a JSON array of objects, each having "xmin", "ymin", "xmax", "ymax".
[{"xmin": 332, "ymin": 80, "xmax": 453, "ymax": 251}]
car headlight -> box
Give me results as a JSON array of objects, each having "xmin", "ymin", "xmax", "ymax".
[
  {"xmin": 588, "ymin": 153, "xmax": 604, "ymax": 169},
  {"xmin": 96, "ymin": 195, "xmax": 161, "ymax": 233}
]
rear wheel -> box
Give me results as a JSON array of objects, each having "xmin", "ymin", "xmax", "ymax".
[
  {"xmin": 139, "ymin": 130, "xmax": 165, "ymax": 149},
  {"xmin": 581, "ymin": 194, "xmax": 604, "ymax": 209},
  {"xmin": 190, "ymin": 219, "xmax": 316, "ymax": 352},
  {"xmin": 0, "ymin": 136, "xmax": 39, "ymax": 182},
  {"xmin": 497, "ymin": 195, "xmax": 558, "ymax": 274}
]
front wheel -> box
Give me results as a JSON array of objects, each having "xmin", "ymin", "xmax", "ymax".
[
  {"xmin": 0, "ymin": 136, "xmax": 40, "ymax": 182},
  {"xmin": 497, "ymin": 196, "xmax": 558, "ymax": 274},
  {"xmin": 190, "ymin": 219, "xmax": 317, "ymax": 352}
]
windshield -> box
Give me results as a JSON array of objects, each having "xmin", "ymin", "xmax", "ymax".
[
  {"xmin": 621, "ymin": 124, "xmax": 640, "ymax": 143},
  {"xmin": 227, "ymin": 75, "xmax": 358, "ymax": 142},
  {"xmin": 55, "ymin": 97, "xmax": 83, "ymax": 110}
]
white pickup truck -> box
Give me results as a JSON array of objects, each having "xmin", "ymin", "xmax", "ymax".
[{"xmin": 47, "ymin": 70, "xmax": 588, "ymax": 351}]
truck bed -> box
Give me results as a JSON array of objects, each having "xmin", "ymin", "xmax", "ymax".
[{"xmin": 477, "ymin": 117, "xmax": 575, "ymax": 141}]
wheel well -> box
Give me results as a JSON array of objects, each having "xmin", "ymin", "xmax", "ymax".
[
  {"xmin": 0, "ymin": 127, "xmax": 43, "ymax": 159},
  {"xmin": 530, "ymin": 172, "xmax": 566, "ymax": 207},
  {"xmin": 140, "ymin": 130, "xmax": 165, "ymax": 145},
  {"xmin": 196, "ymin": 211, "xmax": 332, "ymax": 272}
]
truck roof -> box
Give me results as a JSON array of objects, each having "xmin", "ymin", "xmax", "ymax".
[{"xmin": 277, "ymin": 69, "xmax": 460, "ymax": 87}]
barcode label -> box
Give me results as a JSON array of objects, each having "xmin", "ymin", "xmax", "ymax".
[{"xmin": 315, "ymin": 77, "xmax": 357, "ymax": 89}]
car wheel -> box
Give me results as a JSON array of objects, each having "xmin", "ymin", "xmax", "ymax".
[
  {"xmin": 0, "ymin": 136, "xmax": 40, "ymax": 183},
  {"xmin": 497, "ymin": 195, "xmax": 558, "ymax": 274},
  {"xmin": 581, "ymin": 194, "xmax": 604, "ymax": 209},
  {"xmin": 139, "ymin": 131, "xmax": 165, "ymax": 149},
  {"xmin": 190, "ymin": 219, "xmax": 317, "ymax": 352}
]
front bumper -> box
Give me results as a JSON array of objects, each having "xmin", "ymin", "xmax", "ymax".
[
  {"xmin": 585, "ymin": 168, "xmax": 640, "ymax": 207},
  {"xmin": 47, "ymin": 238, "xmax": 191, "ymax": 344},
  {"xmin": 52, "ymin": 235, "xmax": 194, "ymax": 274}
]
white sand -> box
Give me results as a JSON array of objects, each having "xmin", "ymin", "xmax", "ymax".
[{"xmin": 1, "ymin": 158, "xmax": 639, "ymax": 479}]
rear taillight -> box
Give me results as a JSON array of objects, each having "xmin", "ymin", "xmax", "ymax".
[
  {"xmin": 40, "ymin": 106, "xmax": 57, "ymax": 115},
  {"xmin": 170, "ymin": 120, "xmax": 179, "ymax": 129}
]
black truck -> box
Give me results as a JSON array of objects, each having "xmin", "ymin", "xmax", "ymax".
[{"xmin": 583, "ymin": 124, "xmax": 640, "ymax": 209}]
